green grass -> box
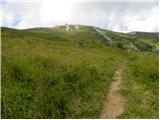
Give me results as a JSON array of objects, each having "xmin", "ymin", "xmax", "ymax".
[
  {"xmin": 119, "ymin": 51, "xmax": 159, "ymax": 118},
  {"xmin": 1, "ymin": 26, "xmax": 159, "ymax": 118},
  {"xmin": 1, "ymin": 27, "xmax": 125, "ymax": 118}
]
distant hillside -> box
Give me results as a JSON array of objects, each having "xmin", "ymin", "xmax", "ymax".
[
  {"xmin": 128, "ymin": 31, "xmax": 159, "ymax": 41},
  {"xmin": 1, "ymin": 24, "xmax": 159, "ymax": 52}
]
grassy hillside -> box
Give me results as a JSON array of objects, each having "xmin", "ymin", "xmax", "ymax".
[
  {"xmin": 1, "ymin": 25, "xmax": 159, "ymax": 118},
  {"xmin": 120, "ymin": 51, "xmax": 159, "ymax": 118}
]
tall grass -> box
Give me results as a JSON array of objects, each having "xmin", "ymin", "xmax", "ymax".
[
  {"xmin": 1, "ymin": 27, "xmax": 158, "ymax": 118},
  {"xmin": 1, "ymin": 28, "xmax": 125, "ymax": 118},
  {"xmin": 119, "ymin": 51, "xmax": 159, "ymax": 118}
]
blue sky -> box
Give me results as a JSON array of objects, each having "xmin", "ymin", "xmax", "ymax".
[
  {"xmin": 1, "ymin": 0, "xmax": 159, "ymax": 32},
  {"xmin": 10, "ymin": 13, "xmax": 22, "ymax": 27}
]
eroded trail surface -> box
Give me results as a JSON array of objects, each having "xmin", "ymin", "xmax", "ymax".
[{"xmin": 100, "ymin": 69, "xmax": 125, "ymax": 119}]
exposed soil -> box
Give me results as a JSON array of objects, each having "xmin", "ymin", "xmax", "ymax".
[{"xmin": 100, "ymin": 69, "xmax": 125, "ymax": 119}]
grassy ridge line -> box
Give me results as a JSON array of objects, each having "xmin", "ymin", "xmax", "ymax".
[{"xmin": 2, "ymin": 26, "xmax": 159, "ymax": 53}]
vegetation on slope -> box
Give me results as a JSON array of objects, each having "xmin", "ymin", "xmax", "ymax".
[
  {"xmin": 119, "ymin": 51, "xmax": 159, "ymax": 118},
  {"xmin": 1, "ymin": 25, "xmax": 159, "ymax": 118},
  {"xmin": 1, "ymin": 27, "xmax": 125, "ymax": 118}
]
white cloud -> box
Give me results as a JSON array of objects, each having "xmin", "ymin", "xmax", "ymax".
[
  {"xmin": 2, "ymin": 10, "xmax": 15, "ymax": 27},
  {"xmin": 68, "ymin": 2, "xmax": 158, "ymax": 32},
  {"xmin": 1, "ymin": 0, "xmax": 159, "ymax": 32},
  {"xmin": 125, "ymin": 7, "xmax": 158, "ymax": 32},
  {"xmin": 3, "ymin": 0, "xmax": 158, "ymax": 3},
  {"xmin": 40, "ymin": 1, "xmax": 72, "ymax": 27},
  {"xmin": 2, "ymin": 2, "xmax": 42, "ymax": 28},
  {"xmin": 16, "ymin": 20, "xmax": 35, "ymax": 29}
]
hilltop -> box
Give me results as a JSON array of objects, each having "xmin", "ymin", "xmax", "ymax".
[{"xmin": 1, "ymin": 24, "xmax": 159, "ymax": 52}]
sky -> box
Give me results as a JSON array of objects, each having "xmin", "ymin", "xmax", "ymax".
[{"xmin": 0, "ymin": 0, "xmax": 159, "ymax": 32}]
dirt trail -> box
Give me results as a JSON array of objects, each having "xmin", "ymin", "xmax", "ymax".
[{"xmin": 100, "ymin": 69, "xmax": 125, "ymax": 119}]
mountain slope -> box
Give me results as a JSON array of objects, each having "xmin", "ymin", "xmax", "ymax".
[
  {"xmin": 2, "ymin": 25, "xmax": 159, "ymax": 52},
  {"xmin": 1, "ymin": 25, "xmax": 159, "ymax": 118},
  {"xmin": 29, "ymin": 25, "xmax": 159, "ymax": 52}
]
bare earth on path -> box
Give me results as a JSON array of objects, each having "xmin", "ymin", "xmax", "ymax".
[{"xmin": 100, "ymin": 69, "xmax": 125, "ymax": 119}]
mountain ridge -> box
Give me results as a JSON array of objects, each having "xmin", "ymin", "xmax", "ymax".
[
  {"xmin": 1, "ymin": 24, "xmax": 159, "ymax": 34},
  {"xmin": 1, "ymin": 24, "xmax": 159, "ymax": 52}
]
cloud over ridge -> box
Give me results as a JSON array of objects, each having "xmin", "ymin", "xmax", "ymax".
[{"xmin": 1, "ymin": 0, "xmax": 158, "ymax": 32}]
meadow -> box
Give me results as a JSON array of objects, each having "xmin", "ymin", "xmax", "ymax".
[{"xmin": 1, "ymin": 26, "xmax": 159, "ymax": 118}]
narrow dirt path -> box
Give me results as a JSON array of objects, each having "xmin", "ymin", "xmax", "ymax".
[{"xmin": 100, "ymin": 69, "xmax": 125, "ymax": 119}]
